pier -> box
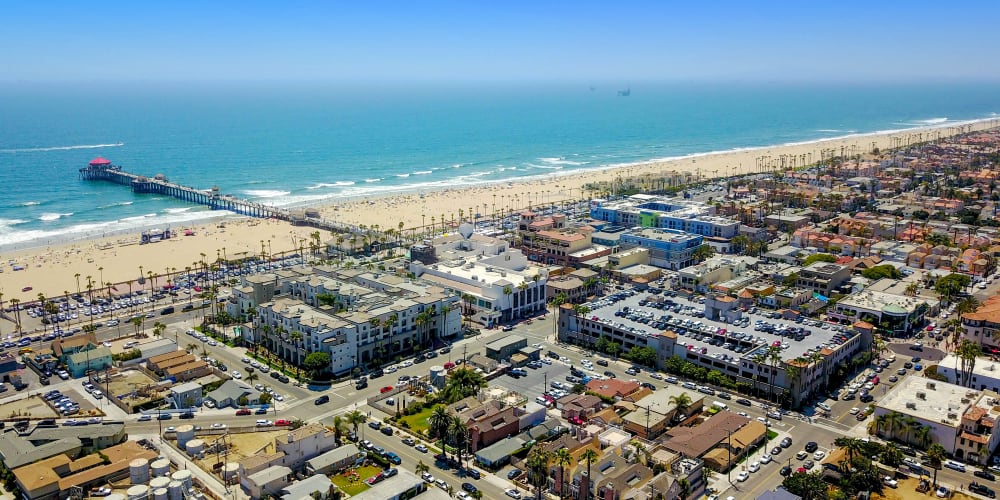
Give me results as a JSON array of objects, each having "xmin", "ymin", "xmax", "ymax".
[{"xmin": 79, "ymin": 158, "xmax": 359, "ymax": 235}]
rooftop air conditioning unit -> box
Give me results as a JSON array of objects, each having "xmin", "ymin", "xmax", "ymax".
[
  {"xmin": 926, "ymin": 382, "xmax": 936, "ymax": 390},
  {"xmin": 906, "ymin": 402, "xmax": 917, "ymax": 409},
  {"xmin": 917, "ymin": 392, "xmax": 926, "ymax": 400}
]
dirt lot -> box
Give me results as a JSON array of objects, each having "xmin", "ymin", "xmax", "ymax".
[
  {"xmin": 876, "ymin": 477, "xmax": 976, "ymax": 500},
  {"xmin": 0, "ymin": 395, "xmax": 59, "ymax": 419},
  {"xmin": 192, "ymin": 429, "xmax": 287, "ymax": 472},
  {"xmin": 106, "ymin": 369, "xmax": 164, "ymax": 411}
]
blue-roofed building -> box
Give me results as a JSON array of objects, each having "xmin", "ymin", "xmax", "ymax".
[
  {"xmin": 590, "ymin": 195, "xmax": 740, "ymax": 240},
  {"xmin": 619, "ymin": 228, "xmax": 704, "ymax": 270}
]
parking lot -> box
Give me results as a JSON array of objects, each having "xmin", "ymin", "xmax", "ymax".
[
  {"xmin": 493, "ymin": 358, "xmax": 570, "ymax": 401},
  {"xmin": 586, "ymin": 290, "xmax": 860, "ymax": 371}
]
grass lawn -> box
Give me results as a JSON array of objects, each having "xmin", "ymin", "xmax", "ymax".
[
  {"xmin": 330, "ymin": 465, "xmax": 383, "ymax": 496},
  {"xmin": 398, "ymin": 406, "xmax": 434, "ymax": 434}
]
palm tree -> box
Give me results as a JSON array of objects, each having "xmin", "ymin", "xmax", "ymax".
[
  {"xmin": 834, "ymin": 437, "xmax": 864, "ymax": 463},
  {"xmin": 579, "ymin": 448, "xmax": 599, "ymax": 500},
  {"xmin": 346, "ymin": 410, "xmax": 366, "ymax": 436},
  {"xmin": 289, "ymin": 330, "xmax": 303, "ymax": 378},
  {"xmin": 554, "ymin": 448, "xmax": 573, "ymax": 499},
  {"xmin": 669, "ymin": 392, "xmax": 692, "ymax": 418},
  {"xmin": 185, "ymin": 342, "xmax": 198, "ymax": 353},
  {"xmin": 449, "ymin": 415, "xmax": 469, "ymax": 467},
  {"xmin": 445, "ymin": 367, "xmax": 487, "ymax": 398},
  {"xmin": 926, "ymin": 443, "xmax": 947, "ymax": 488},
  {"xmin": 415, "ymin": 460, "xmax": 430, "ymax": 475},
  {"xmin": 957, "ymin": 338, "xmax": 983, "ymax": 387},
  {"xmin": 677, "ymin": 478, "xmax": 691, "ymax": 500},
  {"xmin": 428, "ymin": 405, "xmax": 451, "ymax": 454},
  {"xmin": 526, "ymin": 448, "xmax": 552, "ymax": 500}
]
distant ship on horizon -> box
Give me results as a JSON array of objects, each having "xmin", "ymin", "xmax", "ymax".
[{"xmin": 617, "ymin": 86, "xmax": 631, "ymax": 96}]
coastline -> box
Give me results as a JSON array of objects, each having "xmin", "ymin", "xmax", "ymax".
[{"xmin": 0, "ymin": 118, "xmax": 997, "ymax": 313}]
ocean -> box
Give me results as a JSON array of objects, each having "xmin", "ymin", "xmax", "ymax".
[{"xmin": 1, "ymin": 81, "xmax": 998, "ymax": 250}]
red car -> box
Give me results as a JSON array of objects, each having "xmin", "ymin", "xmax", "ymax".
[
  {"xmin": 275, "ymin": 419, "xmax": 291, "ymax": 426},
  {"xmin": 235, "ymin": 408, "xmax": 251, "ymax": 416},
  {"xmin": 380, "ymin": 386, "xmax": 394, "ymax": 394}
]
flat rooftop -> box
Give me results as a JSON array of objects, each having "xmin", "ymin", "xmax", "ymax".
[
  {"xmin": 877, "ymin": 376, "xmax": 973, "ymax": 428},
  {"xmin": 584, "ymin": 290, "xmax": 857, "ymax": 362},
  {"xmin": 838, "ymin": 288, "xmax": 938, "ymax": 314}
]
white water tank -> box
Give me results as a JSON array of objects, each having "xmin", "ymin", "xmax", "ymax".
[
  {"xmin": 129, "ymin": 458, "xmax": 150, "ymax": 484},
  {"xmin": 171, "ymin": 470, "xmax": 193, "ymax": 491},
  {"xmin": 151, "ymin": 458, "xmax": 171, "ymax": 477},
  {"xmin": 175, "ymin": 424, "xmax": 195, "ymax": 448},
  {"xmin": 149, "ymin": 476, "xmax": 171, "ymax": 491},
  {"xmin": 184, "ymin": 438, "xmax": 204, "ymax": 456},
  {"xmin": 167, "ymin": 481, "xmax": 183, "ymax": 500},
  {"xmin": 429, "ymin": 365, "xmax": 446, "ymax": 388},
  {"xmin": 152, "ymin": 488, "xmax": 167, "ymax": 500},
  {"xmin": 221, "ymin": 462, "xmax": 239, "ymax": 482},
  {"xmin": 127, "ymin": 484, "xmax": 149, "ymax": 500}
]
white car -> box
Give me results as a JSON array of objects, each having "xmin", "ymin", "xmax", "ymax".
[
  {"xmin": 813, "ymin": 450, "xmax": 825, "ymax": 461},
  {"xmin": 505, "ymin": 489, "xmax": 522, "ymax": 499},
  {"xmin": 232, "ymin": 371, "xmax": 242, "ymax": 379},
  {"xmin": 532, "ymin": 343, "xmax": 542, "ymax": 348},
  {"xmin": 884, "ymin": 476, "xmax": 898, "ymax": 488},
  {"xmin": 421, "ymin": 472, "xmax": 434, "ymax": 483},
  {"xmin": 207, "ymin": 340, "xmax": 217, "ymax": 347},
  {"xmin": 737, "ymin": 471, "xmax": 750, "ymax": 482},
  {"xmin": 540, "ymin": 358, "xmax": 552, "ymax": 365},
  {"xmin": 415, "ymin": 444, "xmax": 428, "ymax": 453},
  {"xmin": 138, "ymin": 414, "xmax": 151, "ymax": 421},
  {"xmin": 649, "ymin": 372, "xmax": 663, "ymax": 380},
  {"xmin": 256, "ymin": 419, "xmax": 272, "ymax": 426},
  {"xmin": 211, "ymin": 423, "xmax": 227, "ymax": 429},
  {"xmin": 816, "ymin": 402, "xmax": 832, "ymax": 412},
  {"xmin": 559, "ymin": 356, "xmax": 570, "ymax": 363},
  {"xmin": 849, "ymin": 407, "xmax": 860, "ymax": 415},
  {"xmin": 274, "ymin": 394, "xmax": 284, "ymax": 402},
  {"xmin": 457, "ymin": 492, "xmax": 471, "ymax": 500},
  {"xmin": 401, "ymin": 360, "xmax": 414, "ymax": 368},
  {"xmin": 102, "ymin": 341, "xmax": 112, "ymax": 348},
  {"xmin": 385, "ymin": 365, "xmax": 398, "ymax": 373},
  {"xmin": 760, "ymin": 454, "xmax": 772, "ymax": 464},
  {"xmin": 748, "ymin": 462, "xmax": 760, "ymax": 473}
]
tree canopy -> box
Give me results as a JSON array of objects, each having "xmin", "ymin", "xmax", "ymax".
[
  {"xmin": 860, "ymin": 264, "xmax": 902, "ymax": 280},
  {"xmin": 934, "ymin": 273, "xmax": 970, "ymax": 302},
  {"xmin": 803, "ymin": 253, "xmax": 838, "ymax": 266},
  {"xmin": 303, "ymin": 351, "xmax": 332, "ymax": 375}
]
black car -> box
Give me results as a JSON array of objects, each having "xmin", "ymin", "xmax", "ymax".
[
  {"xmin": 971, "ymin": 482, "xmax": 997, "ymax": 498},
  {"xmin": 315, "ymin": 395, "xmax": 330, "ymax": 405},
  {"xmin": 370, "ymin": 369, "xmax": 385, "ymax": 378},
  {"xmin": 805, "ymin": 441, "xmax": 818, "ymax": 453},
  {"xmin": 596, "ymin": 359, "xmax": 609, "ymax": 367},
  {"xmin": 507, "ymin": 468, "xmax": 523, "ymax": 480},
  {"xmin": 414, "ymin": 354, "xmax": 426, "ymax": 363},
  {"xmin": 157, "ymin": 413, "xmax": 172, "ymax": 420},
  {"xmin": 355, "ymin": 381, "xmax": 369, "ymax": 390},
  {"xmin": 859, "ymin": 394, "xmax": 874, "ymax": 403},
  {"xmin": 465, "ymin": 468, "xmax": 481, "ymax": 479},
  {"xmin": 780, "ymin": 465, "xmax": 792, "ymax": 476},
  {"xmin": 735, "ymin": 398, "xmax": 752, "ymax": 406},
  {"xmin": 640, "ymin": 382, "xmax": 657, "ymax": 391},
  {"xmin": 380, "ymin": 426, "xmax": 393, "ymax": 436},
  {"xmin": 439, "ymin": 347, "xmax": 452, "ymax": 354},
  {"xmin": 179, "ymin": 412, "xmax": 194, "ymax": 419},
  {"xmin": 975, "ymin": 470, "xmax": 997, "ymax": 481},
  {"xmin": 603, "ymin": 371, "xmax": 616, "ymax": 378},
  {"xmin": 462, "ymin": 483, "xmax": 478, "ymax": 493}
]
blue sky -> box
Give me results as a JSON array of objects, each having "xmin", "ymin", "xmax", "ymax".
[{"xmin": 4, "ymin": 1, "xmax": 999, "ymax": 82}]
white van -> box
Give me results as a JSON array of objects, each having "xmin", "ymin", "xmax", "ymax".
[{"xmin": 712, "ymin": 401, "xmax": 728, "ymax": 411}]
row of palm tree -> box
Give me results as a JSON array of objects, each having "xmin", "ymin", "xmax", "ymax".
[{"xmin": 869, "ymin": 411, "xmax": 934, "ymax": 450}]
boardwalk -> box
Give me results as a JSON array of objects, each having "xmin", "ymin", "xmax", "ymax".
[{"xmin": 80, "ymin": 159, "xmax": 358, "ymax": 235}]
